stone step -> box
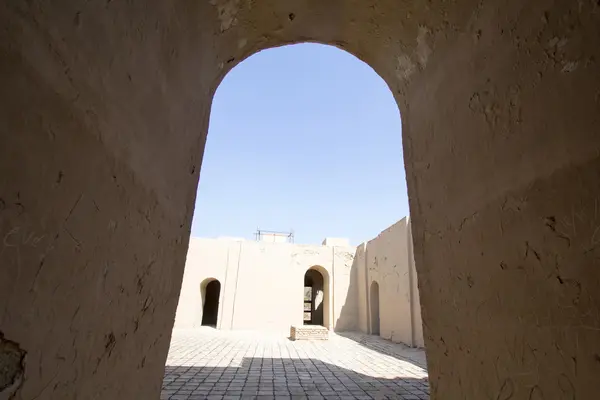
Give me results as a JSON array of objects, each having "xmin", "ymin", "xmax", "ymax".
[{"xmin": 290, "ymin": 325, "xmax": 329, "ymax": 340}]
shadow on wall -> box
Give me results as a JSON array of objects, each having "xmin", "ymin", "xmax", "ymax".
[
  {"xmin": 162, "ymin": 357, "xmax": 429, "ymax": 398},
  {"xmin": 370, "ymin": 281, "xmax": 381, "ymax": 335},
  {"xmin": 333, "ymin": 248, "xmax": 362, "ymax": 332},
  {"xmin": 334, "ymin": 218, "xmax": 424, "ymax": 348}
]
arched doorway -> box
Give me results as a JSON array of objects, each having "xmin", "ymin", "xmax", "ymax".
[
  {"xmin": 370, "ymin": 281, "xmax": 380, "ymax": 335},
  {"xmin": 303, "ymin": 267, "xmax": 329, "ymax": 328},
  {"xmin": 201, "ymin": 279, "xmax": 221, "ymax": 327}
]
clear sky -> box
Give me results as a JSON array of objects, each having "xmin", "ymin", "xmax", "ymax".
[{"xmin": 190, "ymin": 43, "xmax": 409, "ymax": 245}]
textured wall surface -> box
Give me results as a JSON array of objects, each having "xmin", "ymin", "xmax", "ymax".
[
  {"xmin": 367, "ymin": 220, "xmax": 413, "ymax": 343},
  {"xmin": 1, "ymin": 1, "xmax": 208, "ymax": 398},
  {"xmin": 404, "ymin": 2, "xmax": 600, "ymax": 398},
  {"xmin": 354, "ymin": 244, "xmax": 369, "ymax": 334},
  {"xmin": 354, "ymin": 219, "xmax": 424, "ymax": 347},
  {"xmin": 174, "ymin": 238, "xmax": 356, "ymax": 334},
  {"xmin": 2, "ymin": 0, "xmax": 599, "ymax": 398},
  {"xmin": 407, "ymin": 221, "xmax": 424, "ymax": 348},
  {"xmin": 175, "ymin": 221, "xmax": 422, "ymax": 347}
]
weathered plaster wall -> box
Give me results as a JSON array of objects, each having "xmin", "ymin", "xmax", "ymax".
[
  {"xmin": 174, "ymin": 238, "xmax": 356, "ymax": 334},
  {"xmin": 332, "ymin": 246, "xmax": 360, "ymax": 332},
  {"xmin": 407, "ymin": 220, "xmax": 425, "ymax": 348},
  {"xmin": 2, "ymin": 0, "xmax": 599, "ymax": 398},
  {"xmin": 174, "ymin": 239, "xmax": 232, "ymax": 329},
  {"xmin": 357, "ymin": 218, "xmax": 424, "ymax": 347},
  {"xmin": 175, "ymin": 220, "xmax": 423, "ymax": 347},
  {"xmin": 1, "ymin": 2, "xmax": 206, "ymax": 398},
  {"xmin": 354, "ymin": 244, "xmax": 369, "ymax": 333},
  {"xmin": 405, "ymin": 3, "xmax": 600, "ymax": 398},
  {"xmin": 366, "ymin": 220, "xmax": 413, "ymax": 344}
]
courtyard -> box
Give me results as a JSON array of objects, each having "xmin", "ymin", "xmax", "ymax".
[{"xmin": 161, "ymin": 328, "xmax": 429, "ymax": 399}]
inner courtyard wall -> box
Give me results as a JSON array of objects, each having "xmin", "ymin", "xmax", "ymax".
[
  {"xmin": 356, "ymin": 218, "xmax": 424, "ymax": 347},
  {"xmin": 3, "ymin": 2, "xmax": 599, "ymax": 398},
  {"xmin": 174, "ymin": 237, "xmax": 357, "ymax": 334},
  {"xmin": 175, "ymin": 218, "xmax": 424, "ymax": 348},
  {"xmin": 354, "ymin": 244, "xmax": 369, "ymax": 333}
]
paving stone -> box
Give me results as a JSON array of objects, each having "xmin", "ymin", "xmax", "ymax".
[{"xmin": 162, "ymin": 328, "xmax": 429, "ymax": 399}]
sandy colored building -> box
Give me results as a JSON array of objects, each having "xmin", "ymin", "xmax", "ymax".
[
  {"xmin": 6, "ymin": 2, "xmax": 599, "ymax": 398},
  {"xmin": 174, "ymin": 217, "xmax": 424, "ymax": 347}
]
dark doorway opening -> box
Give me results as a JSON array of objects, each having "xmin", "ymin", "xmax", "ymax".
[
  {"xmin": 370, "ymin": 280, "xmax": 380, "ymax": 335},
  {"xmin": 201, "ymin": 280, "xmax": 221, "ymax": 327},
  {"xmin": 303, "ymin": 269, "xmax": 325, "ymax": 326}
]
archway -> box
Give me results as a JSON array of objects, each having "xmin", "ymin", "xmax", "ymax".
[
  {"xmin": 201, "ymin": 279, "xmax": 221, "ymax": 327},
  {"xmin": 303, "ymin": 266, "xmax": 330, "ymax": 329},
  {"xmin": 6, "ymin": 2, "xmax": 600, "ymax": 399},
  {"xmin": 192, "ymin": 43, "xmax": 404, "ymax": 245},
  {"xmin": 370, "ymin": 281, "xmax": 381, "ymax": 335}
]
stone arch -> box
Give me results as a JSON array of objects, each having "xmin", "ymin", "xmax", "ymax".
[
  {"xmin": 370, "ymin": 280, "xmax": 381, "ymax": 335},
  {"xmin": 303, "ymin": 265, "xmax": 331, "ymax": 329},
  {"xmin": 200, "ymin": 278, "xmax": 221, "ymax": 327},
  {"xmin": 213, "ymin": 40, "xmax": 402, "ymax": 117}
]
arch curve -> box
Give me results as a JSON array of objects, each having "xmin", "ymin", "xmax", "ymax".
[
  {"xmin": 306, "ymin": 264, "xmax": 330, "ymax": 281},
  {"xmin": 199, "ymin": 277, "xmax": 219, "ymax": 293},
  {"xmin": 210, "ymin": 40, "xmax": 406, "ymax": 131}
]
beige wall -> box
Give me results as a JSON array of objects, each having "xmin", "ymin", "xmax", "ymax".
[
  {"xmin": 4, "ymin": 2, "xmax": 598, "ymax": 398},
  {"xmin": 332, "ymin": 246, "xmax": 360, "ymax": 332},
  {"xmin": 175, "ymin": 220, "xmax": 424, "ymax": 348},
  {"xmin": 174, "ymin": 238, "xmax": 357, "ymax": 334},
  {"xmin": 354, "ymin": 218, "xmax": 424, "ymax": 347},
  {"xmin": 407, "ymin": 220, "xmax": 424, "ymax": 347},
  {"xmin": 354, "ymin": 243, "xmax": 369, "ymax": 334}
]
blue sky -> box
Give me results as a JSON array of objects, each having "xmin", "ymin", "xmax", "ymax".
[{"xmin": 191, "ymin": 43, "xmax": 409, "ymax": 245}]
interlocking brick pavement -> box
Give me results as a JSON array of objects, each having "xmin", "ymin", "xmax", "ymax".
[{"xmin": 162, "ymin": 328, "xmax": 429, "ymax": 399}]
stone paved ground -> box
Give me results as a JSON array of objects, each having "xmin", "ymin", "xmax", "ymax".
[{"xmin": 161, "ymin": 328, "xmax": 429, "ymax": 399}]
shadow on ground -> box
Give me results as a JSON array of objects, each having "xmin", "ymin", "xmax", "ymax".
[
  {"xmin": 336, "ymin": 331, "xmax": 427, "ymax": 369},
  {"xmin": 162, "ymin": 356, "xmax": 429, "ymax": 399}
]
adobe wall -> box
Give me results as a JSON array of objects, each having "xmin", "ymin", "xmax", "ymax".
[
  {"xmin": 2, "ymin": 1, "xmax": 599, "ymax": 398},
  {"xmin": 356, "ymin": 218, "xmax": 424, "ymax": 347},
  {"xmin": 407, "ymin": 221, "xmax": 424, "ymax": 348},
  {"xmin": 354, "ymin": 244, "xmax": 369, "ymax": 334},
  {"xmin": 175, "ymin": 221, "xmax": 423, "ymax": 348},
  {"xmin": 174, "ymin": 238, "xmax": 357, "ymax": 334}
]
